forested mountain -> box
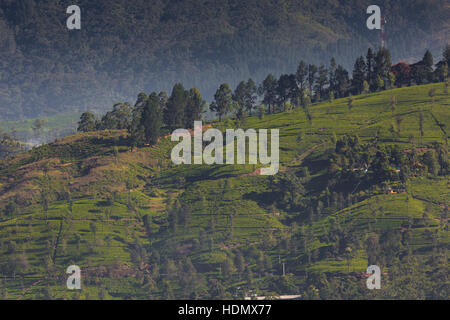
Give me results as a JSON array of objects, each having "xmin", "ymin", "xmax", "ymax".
[{"xmin": 0, "ymin": 0, "xmax": 448, "ymax": 120}]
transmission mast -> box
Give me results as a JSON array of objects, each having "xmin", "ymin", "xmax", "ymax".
[{"xmin": 381, "ymin": 17, "xmax": 387, "ymax": 49}]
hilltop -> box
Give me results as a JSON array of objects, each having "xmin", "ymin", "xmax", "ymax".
[
  {"xmin": 0, "ymin": 83, "xmax": 448, "ymax": 299},
  {"xmin": 1, "ymin": 0, "xmax": 449, "ymax": 120}
]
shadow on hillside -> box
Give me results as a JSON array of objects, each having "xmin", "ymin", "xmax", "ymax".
[{"xmin": 243, "ymin": 191, "xmax": 280, "ymax": 206}]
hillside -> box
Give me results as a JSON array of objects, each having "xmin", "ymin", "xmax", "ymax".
[
  {"xmin": 0, "ymin": 0, "xmax": 449, "ymax": 120},
  {"xmin": 0, "ymin": 83, "xmax": 448, "ymax": 299}
]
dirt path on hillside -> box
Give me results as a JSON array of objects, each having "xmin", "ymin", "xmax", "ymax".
[
  {"xmin": 52, "ymin": 220, "xmax": 64, "ymax": 263},
  {"xmin": 238, "ymin": 141, "xmax": 326, "ymax": 176},
  {"xmin": 17, "ymin": 279, "xmax": 44, "ymax": 300},
  {"xmin": 284, "ymin": 141, "xmax": 327, "ymax": 170}
]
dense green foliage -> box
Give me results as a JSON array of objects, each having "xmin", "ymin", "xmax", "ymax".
[{"xmin": 0, "ymin": 82, "xmax": 448, "ymax": 300}]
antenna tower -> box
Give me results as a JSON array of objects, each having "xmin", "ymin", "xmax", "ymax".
[{"xmin": 381, "ymin": 17, "xmax": 387, "ymax": 49}]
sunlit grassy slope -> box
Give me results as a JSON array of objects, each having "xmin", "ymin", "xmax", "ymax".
[{"xmin": 0, "ymin": 83, "xmax": 448, "ymax": 299}]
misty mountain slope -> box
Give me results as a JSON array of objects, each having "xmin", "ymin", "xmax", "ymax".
[{"xmin": 0, "ymin": 0, "xmax": 448, "ymax": 120}]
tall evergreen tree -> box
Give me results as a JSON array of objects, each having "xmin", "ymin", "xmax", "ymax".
[
  {"xmin": 328, "ymin": 57, "xmax": 337, "ymax": 95},
  {"xmin": 233, "ymin": 81, "xmax": 247, "ymax": 113},
  {"xmin": 129, "ymin": 92, "xmax": 148, "ymax": 145},
  {"xmin": 158, "ymin": 91, "xmax": 168, "ymax": 111},
  {"xmin": 244, "ymin": 78, "xmax": 257, "ymax": 115},
  {"xmin": 233, "ymin": 79, "xmax": 257, "ymax": 116},
  {"xmin": 423, "ymin": 50, "xmax": 434, "ymax": 69},
  {"xmin": 259, "ymin": 74, "xmax": 278, "ymax": 114},
  {"xmin": 164, "ymin": 83, "xmax": 188, "ymax": 130},
  {"xmin": 366, "ymin": 48, "xmax": 376, "ymax": 91},
  {"xmin": 375, "ymin": 48, "xmax": 392, "ymax": 88},
  {"xmin": 296, "ymin": 60, "xmax": 308, "ymax": 105},
  {"xmin": 422, "ymin": 50, "xmax": 434, "ymax": 82},
  {"xmin": 210, "ymin": 83, "xmax": 233, "ymax": 121},
  {"xmin": 443, "ymin": 44, "xmax": 450, "ymax": 66},
  {"xmin": 141, "ymin": 92, "xmax": 162, "ymax": 145},
  {"xmin": 307, "ymin": 64, "xmax": 318, "ymax": 96},
  {"xmin": 185, "ymin": 88, "xmax": 205, "ymax": 128},
  {"xmin": 296, "ymin": 61, "xmax": 308, "ymax": 90},
  {"xmin": 315, "ymin": 64, "xmax": 328, "ymax": 101},
  {"xmin": 352, "ymin": 56, "xmax": 366, "ymax": 94},
  {"xmin": 435, "ymin": 61, "xmax": 448, "ymax": 82},
  {"xmin": 277, "ymin": 74, "xmax": 296, "ymax": 109},
  {"xmin": 335, "ymin": 65, "xmax": 350, "ymax": 98}
]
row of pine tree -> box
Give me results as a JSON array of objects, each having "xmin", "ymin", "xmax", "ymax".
[{"xmin": 77, "ymin": 46, "xmax": 450, "ymax": 146}]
